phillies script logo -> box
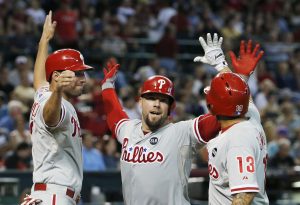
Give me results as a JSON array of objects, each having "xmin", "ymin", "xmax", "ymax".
[
  {"xmin": 208, "ymin": 163, "xmax": 219, "ymax": 180},
  {"xmin": 121, "ymin": 138, "xmax": 164, "ymax": 163}
]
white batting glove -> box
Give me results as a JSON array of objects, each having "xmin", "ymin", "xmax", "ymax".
[
  {"xmin": 194, "ymin": 33, "xmax": 228, "ymax": 71},
  {"xmin": 20, "ymin": 194, "xmax": 42, "ymax": 205}
]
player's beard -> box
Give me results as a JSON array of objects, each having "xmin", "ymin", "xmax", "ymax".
[
  {"xmin": 144, "ymin": 113, "xmax": 168, "ymax": 131},
  {"xmin": 63, "ymin": 86, "xmax": 83, "ymax": 99}
]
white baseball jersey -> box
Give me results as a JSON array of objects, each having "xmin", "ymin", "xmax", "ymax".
[
  {"xmin": 206, "ymin": 102, "xmax": 269, "ymax": 204},
  {"xmin": 115, "ymin": 117, "xmax": 207, "ymax": 205},
  {"xmin": 29, "ymin": 86, "xmax": 83, "ymax": 198}
]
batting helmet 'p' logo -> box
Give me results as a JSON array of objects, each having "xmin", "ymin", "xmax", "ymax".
[
  {"xmin": 157, "ymin": 79, "xmax": 166, "ymax": 89},
  {"xmin": 150, "ymin": 137, "xmax": 158, "ymax": 145}
]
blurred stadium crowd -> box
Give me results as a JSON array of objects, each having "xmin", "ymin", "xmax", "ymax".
[{"xmin": 0, "ymin": 0, "xmax": 300, "ymax": 175}]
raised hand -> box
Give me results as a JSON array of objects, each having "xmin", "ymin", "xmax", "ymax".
[
  {"xmin": 229, "ymin": 40, "xmax": 264, "ymax": 77},
  {"xmin": 20, "ymin": 194, "xmax": 42, "ymax": 205},
  {"xmin": 194, "ymin": 33, "xmax": 228, "ymax": 71},
  {"xmin": 102, "ymin": 58, "xmax": 120, "ymax": 86},
  {"xmin": 33, "ymin": 11, "xmax": 57, "ymax": 90},
  {"xmin": 41, "ymin": 11, "xmax": 57, "ymax": 42}
]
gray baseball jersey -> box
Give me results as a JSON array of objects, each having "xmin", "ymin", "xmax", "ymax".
[
  {"xmin": 29, "ymin": 86, "xmax": 83, "ymax": 200},
  {"xmin": 115, "ymin": 117, "xmax": 206, "ymax": 205},
  {"xmin": 206, "ymin": 102, "xmax": 269, "ymax": 204}
]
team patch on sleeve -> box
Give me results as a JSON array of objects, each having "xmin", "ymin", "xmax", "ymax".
[{"xmin": 35, "ymin": 85, "xmax": 50, "ymax": 102}]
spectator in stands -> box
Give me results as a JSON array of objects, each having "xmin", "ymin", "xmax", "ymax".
[
  {"xmin": 120, "ymin": 86, "xmax": 141, "ymax": 119},
  {"xmin": 9, "ymin": 110, "xmax": 31, "ymax": 150},
  {"xmin": 275, "ymin": 61, "xmax": 297, "ymax": 91},
  {"xmin": 8, "ymin": 55, "xmax": 33, "ymax": 87},
  {"xmin": 53, "ymin": 0, "xmax": 79, "ymax": 48},
  {"xmin": 170, "ymin": 4, "xmax": 189, "ymax": 38},
  {"xmin": 277, "ymin": 101, "xmax": 300, "ymax": 140},
  {"xmin": 155, "ymin": 25, "xmax": 178, "ymax": 73},
  {"xmin": 264, "ymin": 120, "xmax": 278, "ymax": 158},
  {"xmin": 254, "ymin": 79, "xmax": 277, "ymax": 112},
  {"xmin": 0, "ymin": 66, "xmax": 14, "ymax": 97},
  {"xmin": 291, "ymin": 128, "xmax": 300, "ymax": 165},
  {"xmin": 103, "ymin": 136, "xmax": 120, "ymax": 170},
  {"xmin": 82, "ymin": 132, "xmax": 106, "ymax": 171},
  {"xmin": 25, "ymin": 0, "xmax": 46, "ymax": 29},
  {"xmin": 117, "ymin": 0, "xmax": 135, "ymax": 25},
  {"xmin": 0, "ymin": 91, "xmax": 8, "ymax": 120},
  {"xmin": 12, "ymin": 66, "xmax": 35, "ymax": 107},
  {"xmin": 269, "ymin": 138, "xmax": 295, "ymax": 169},
  {"xmin": 7, "ymin": 17, "xmax": 37, "ymax": 59},
  {"xmin": 4, "ymin": 142, "xmax": 32, "ymax": 170},
  {"xmin": 0, "ymin": 100, "xmax": 28, "ymax": 133},
  {"xmin": 101, "ymin": 25, "xmax": 127, "ymax": 57},
  {"xmin": 148, "ymin": 1, "xmax": 177, "ymax": 42},
  {"xmin": 0, "ymin": 128, "xmax": 10, "ymax": 170},
  {"xmin": 221, "ymin": 14, "xmax": 242, "ymax": 42}
]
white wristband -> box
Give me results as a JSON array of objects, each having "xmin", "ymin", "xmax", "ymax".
[
  {"xmin": 102, "ymin": 80, "xmax": 115, "ymax": 90},
  {"xmin": 215, "ymin": 60, "xmax": 228, "ymax": 72}
]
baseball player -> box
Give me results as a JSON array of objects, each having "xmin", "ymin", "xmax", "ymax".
[
  {"xmin": 194, "ymin": 34, "xmax": 269, "ymax": 204},
  {"xmin": 21, "ymin": 12, "xmax": 93, "ymax": 205},
  {"xmin": 100, "ymin": 46, "xmax": 226, "ymax": 204}
]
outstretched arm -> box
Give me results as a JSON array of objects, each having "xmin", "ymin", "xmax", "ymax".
[
  {"xmin": 43, "ymin": 70, "xmax": 75, "ymax": 126},
  {"xmin": 34, "ymin": 11, "xmax": 56, "ymax": 90},
  {"xmin": 101, "ymin": 59, "xmax": 129, "ymax": 136}
]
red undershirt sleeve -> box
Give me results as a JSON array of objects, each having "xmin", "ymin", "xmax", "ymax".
[
  {"xmin": 102, "ymin": 88, "xmax": 129, "ymax": 136},
  {"xmin": 194, "ymin": 114, "xmax": 221, "ymax": 143}
]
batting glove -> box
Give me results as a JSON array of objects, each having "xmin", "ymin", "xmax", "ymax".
[
  {"xmin": 101, "ymin": 58, "xmax": 120, "ymax": 90},
  {"xmin": 229, "ymin": 40, "xmax": 264, "ymax": 78},
  {"xmin": 194, "ymin": 33, "xmax": 228, "ymax": 71},
  {"xmin": 20, "ymin": 194, "xmax": 42, "ymax": 205}
]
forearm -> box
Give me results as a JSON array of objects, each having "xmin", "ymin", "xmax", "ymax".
[
  {"xmin": 34, "ymin": 37, "xmax": 50, "ymax": 90},
  {"xmin": 43, "ymin": 91, "xmax": 62, "ymax": 126},
  {"xmin": 34, "ymin": 11, "xmax": 56, "ymax": 90},
  {"xmin": 232, "ymin": 192, "xmax": 256, "ymax": 205},
  {"xmin": 102, "ymin": 88, "xmax": 128, "ymax": 135}
]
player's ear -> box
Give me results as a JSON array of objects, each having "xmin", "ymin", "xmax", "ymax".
[
  {"xmin": 138, "ymin": 96, "xmax": 142, "ymax": 107},
  {"xmin": 51, "ymin": 71, "xmax": 61, "ymax": 81}
]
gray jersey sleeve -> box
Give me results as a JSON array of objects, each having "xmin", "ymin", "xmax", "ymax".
[
  {"xmin": 33, "ymin": 86, "xmax": 67, "ymax": 131},
  {"xmin": 115, "ymin": 118, "xmax": 134, "ymax": 144},
  {"xmin": 246, "ymin": 102, "xmax": 261, "ymax": 125}
]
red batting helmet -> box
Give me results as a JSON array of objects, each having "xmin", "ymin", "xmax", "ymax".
[
  {"xmin": 205, "ymin": 72, "xmax": 250, "ymax": 117},
  {"xmin": 141, "ymin": 75, "xmax": 175, "ymax": 109},
  {"xmin": 45, "ymin": 49, "xmax": 93, "ymax": 81}
]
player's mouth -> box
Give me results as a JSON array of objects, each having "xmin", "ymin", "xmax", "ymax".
[{"xmin": 150, "ymin": 111, "xmax": 161, "ymax": 116}]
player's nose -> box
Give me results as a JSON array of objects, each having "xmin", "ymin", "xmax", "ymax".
[
  {"xmin": 153, "ymin": 99, "xmax": 161, "ymax": 107},
  {"xmin": 78, "ymin": 76, "xmax": 86, "ymax": 84}
]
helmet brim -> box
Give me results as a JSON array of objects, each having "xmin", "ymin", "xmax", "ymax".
[{"xmin": 72, "ymin": 64, "xmax": 94, "ymax": 71}]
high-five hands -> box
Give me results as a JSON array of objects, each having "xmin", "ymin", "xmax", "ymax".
[
  {"xmin": 229, "ymin": 40, "xmax": 264, "ymax": 77},
  {"xmin": 101, "ymin": 58, "xmax": 120, "ymax": 89},
  {"xmin": 194, "ymin": 33, "xmax": 228, "ymax": 71}
]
